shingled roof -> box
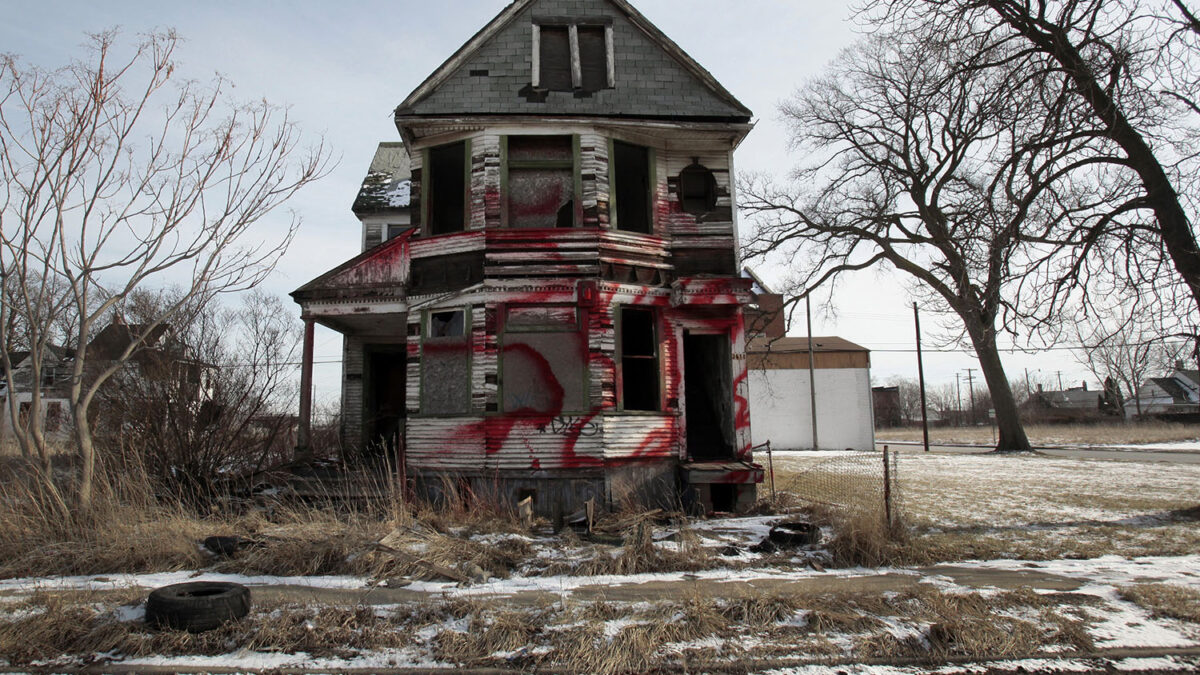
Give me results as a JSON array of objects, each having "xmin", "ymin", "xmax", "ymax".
[{"xmin": 396, "ymin": 0, "xmax": 752, "ymax": 122}]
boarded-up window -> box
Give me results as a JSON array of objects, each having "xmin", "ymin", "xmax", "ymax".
[
  {"xmin": 502, "ymin": 305, "xmax": 585, "ymax": 413},
  {"xmin": 506, "ymin": 136, "xmax": 575, "ymax": 228},
  {"xmin": 536, "ymin": 24, "xmax": 610, "ymax": 92},
  {"xmin": 613, "ymin": 141, "xmax": 651, "ymax": 234},
  {"xmin": 427, "ymin": 142, "xmax": 466, "ymax": 235},
  {"xmin": 422, "ymin": 309, "xmax": 470, "ymax": 415},
  {"xmin": 539, "ymin": 26, "xmax": 572, "ymax": 91},
  {"xmin": 578, "ymin": 26, "xmax": 607, "ymax": 92},
  {"xmin": 620, "ymin": 308, "xmax": 659, "ymax": 411}
]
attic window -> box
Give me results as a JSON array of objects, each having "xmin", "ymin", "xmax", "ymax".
[
  {"xmin": 425, "ymin": 141, "xmax": 467, "ymax": 236},
  {"xmin": 532, "ymin": 20, "xmax": 614, "ymax": 93}
]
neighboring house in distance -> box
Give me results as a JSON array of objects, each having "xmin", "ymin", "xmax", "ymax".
[
  {"xmin": 1126, "ymin": 368, "xmax": 1200, "ymax": 418},
  {"xmin": 1023, "ymin": 381, "xmax": 1118, "ymax": 423},
  {"xmin": 292, "ymin": 0, "xmax": 761, "ymax": 519},
  {"xmin": 0, "ymin": 345, "xmax": 74, "ymax": 442}
]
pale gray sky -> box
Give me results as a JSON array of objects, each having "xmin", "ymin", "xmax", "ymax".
[{"xmin": 1, "ymin": 0, "xmax": 1095, "ymax": 405}]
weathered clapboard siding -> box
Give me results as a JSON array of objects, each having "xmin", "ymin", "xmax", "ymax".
[
  {"xmin": 601, "ymin": 414, "xmax": 676, "ymax": 460},
  {"xmin": 342, "ymin": 336, "xmax": 365, "ymax": 449},
  {"xmin": 580, "ymin": 132, "xmax": 610, "ymax": 228},
  {"xmin": 471, "ymin": 135, "xmax": 501, "ymax": 231}
]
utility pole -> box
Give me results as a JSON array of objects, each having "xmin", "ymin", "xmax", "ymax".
[
  {"xmin": 1055, "ymin": 370, "xmax": 1064, "ymax": 391},
  {"xmin": 964, "ymin": 368, "xmax": 976, "ymax": 425},
  {"xmin": 955, "ymin": 372, "xmax": 962, "ymax": 426},
  {"xmin": 913, "ymin": 302, "xmax": 930, "ymax": 453},
  {"xmin": 806, "ymin": 295, "xmax": 819, "ymax": 451}
]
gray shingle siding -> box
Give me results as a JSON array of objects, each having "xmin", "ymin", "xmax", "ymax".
[{"xmin": 401, "ymin": 0, "xmax": 748, "ymax": 120}]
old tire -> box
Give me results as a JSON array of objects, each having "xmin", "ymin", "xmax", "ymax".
[{"xmin": 146, "ymin": 581, "xmax": 251, "ymax": 632}]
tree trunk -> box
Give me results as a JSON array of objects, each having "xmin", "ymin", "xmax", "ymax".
[
  {"xmin": 72, "ymin": 400, "xmax": 95, "ymax": 510},
  {"xmin": 965, "ymin": 324, "xmax": 1033, "ymax": 452}
]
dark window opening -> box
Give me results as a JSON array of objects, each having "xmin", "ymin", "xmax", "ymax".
[
  {"xmin": 539, "ymin": 26, "xmax": 572, "ymax": 91},
  {"xmin": 386, "ymin": 224, "xmax": 410, "ymax": 241},
  {"xmin": 17, "ymin": 402, "xmax": 31, "ymax": 427},
  {"xmin": 684, "ymin": 333, "xmax": 735, "ymax": 460},
  {"xmin": 507, "ymin": 136, "xmax": 576, "ymax": 228},
  {"xmin": 430, "ymin": 310, "xmax": 465, "ymax": 338},
  {"xmin": 578, "ymin": 26, "xmax": 607, "ymax": 92},
  {"xmin": 613, "ymin": 141, "xmax": 651, "ymax": 234},
  {"xmin": 427, "ymin": 142, "xmax": 466, "ymax": 236},
  {"xmin": 620, "ymin": 308, "xmax": 659, "ymax": 411},
  {"xmin": 679, "ymin": 163, "xmax": 718, "ymax": 215}
]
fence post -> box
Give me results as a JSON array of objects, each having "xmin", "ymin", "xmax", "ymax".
[
  {"xmin": 767, "ymin": 440, "xmax": 776, "ymax": 502},
  {"xmin": 882, "ymin": 444, "xmax": 892, "ymax": 530}
]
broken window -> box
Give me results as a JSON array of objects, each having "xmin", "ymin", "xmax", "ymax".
[
  {"xmin": 533, "ymin": 22, "xmax": 613, "ymax": 92},
  {"xmin": 429, "ymin": 310, "xmax": 465, "ymax": 338},
  {"xmin": 678, "ymin": 163, "xmax": 718, "ymax": 215},
  {"xmin": 620, "ymin": 307, "xmax": 660, "ymax": 411},
  {"xmin": 425, "ymin": 141, "xmax": 467, "ymax": 236},
  {"xmin": 501, "ymin": 305, "xmax": 586, "ymax": 414},
  {"xmin": 505, "ymin": 136, "xmax": 577, "ymax": 228},
  {"xmin": 422, "ymin": 309, "xmax": 470, "ymax": 415},
  {"xmin": 612, "ymin": 141, "xmax": 652, "ymax": 234}
]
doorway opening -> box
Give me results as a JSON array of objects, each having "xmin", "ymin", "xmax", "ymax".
[
  {"xmin": 683, "ymin": 332, "xmax": 735, "ymax": 460},
  {"xmin": 364, "ymin": 346, "xmax": 406, "ymax": 462}
]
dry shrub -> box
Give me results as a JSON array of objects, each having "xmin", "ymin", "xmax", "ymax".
[
  {"xmin": 819, "ymin": 503, "xmax": 909, "ymax": 568},
  {"xmin": 434, "ymin": 609, "xmax": 544, "ymax": 665},
  {"xmin": 558, "ymin": 519, "xmax": 714, "ymax": 577},
  {"xmin": 369, "ymin": 528, "xmax": 533, "ymax": 580},
  {"xmin": 1120, "ymin": 583, "xmax": 1200, "ymax": 623},
  {"xmin": 0, "ymin": 591, "xmax": 140, "ymax": 664},
  {"xmin": 0, "ymin": 462, "xmax": 206, "ymax": 577}
]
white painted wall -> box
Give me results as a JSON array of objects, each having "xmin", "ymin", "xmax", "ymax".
[{"xmin": 748, "ymin": 367, "xmax": 874, "ymax": 451}]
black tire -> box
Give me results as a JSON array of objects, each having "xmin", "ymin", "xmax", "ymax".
[{"xmin": 145, "ymin": 581, "xmax": 251, "ymax": 632}]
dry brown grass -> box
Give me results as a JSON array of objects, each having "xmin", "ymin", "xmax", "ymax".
[
  {"xmin": 875, "ymin": 422, "xmax": 1198, "ymax": 446},
  {"xmin": 1120, "ymin": 583, "xmax": 1200, "ymax": 623}
]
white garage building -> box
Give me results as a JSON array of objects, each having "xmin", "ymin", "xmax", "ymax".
[{"xmin": 746, "ymin": 336, "xmax": 875, "ymax": 451}]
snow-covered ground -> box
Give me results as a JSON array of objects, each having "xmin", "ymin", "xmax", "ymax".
[{"xmin": 1, "ymin": 451, "xmax": 1198, "ymax": 672}]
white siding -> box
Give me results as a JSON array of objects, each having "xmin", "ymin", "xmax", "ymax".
[{"xmin": 748, "ymin": 367, "xmax": 874, "ymax": 451}]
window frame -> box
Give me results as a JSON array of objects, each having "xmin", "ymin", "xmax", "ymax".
[
  {"xmin": 498, "ymin": 304, "xmax": 590, "ymax": 414},
  {"xmin": 531, "ymin": 19, "xmax": 615, "ymax": 92},
  {"xmin": 609, "ymin": 139, "xmax": 656, "ymax": 235},
  {"xmin": 420, "ymin": 140, "xmax": 471, "ymax": 237},
  {"xmin": 616, "ymin": 306, "xmax": 663, "ymax": 412},
  {"xmin": 500, "ymin": 134, "xmax": 582, "ymax": 229},
  {"xmin": 419, "ymin": 307, "xmax": 473, "ymax": 416}
]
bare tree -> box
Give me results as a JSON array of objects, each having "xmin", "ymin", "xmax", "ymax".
[
  {"xmin": 875, "ymin": 0, "xmax": 1200, "ymax": 346},
  {"xmin": 1072, "ymin": 303, "xmax": 1188, "ymax": 417},
  {"xmin": 0, "ymin": 31, "xmax": 329, "ymax": 508},
  {"xmin": 741, "ymin": 26, "xmax": 1120, "ymax": 451},
  {"xmin": 96, "ymin": 288, "xmax": 301, "ymax": 503}
]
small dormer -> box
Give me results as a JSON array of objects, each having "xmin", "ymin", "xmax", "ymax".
[{"xmin": 352, "ymin": 143, "xmax": 413, "ymax": 251}]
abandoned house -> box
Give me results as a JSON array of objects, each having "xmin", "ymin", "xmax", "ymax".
[
  {"xmin": 0, "ymin": 344, "xmax": 74, "ymax": 443},
  {"xmin": 291, "ymin": 0, "xmax": 762, "ymax": 519}
]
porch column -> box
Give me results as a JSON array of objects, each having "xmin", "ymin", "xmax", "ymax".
[{"xmin": 296, "ymin": 317, "xmax": 315, "ymax": 462}]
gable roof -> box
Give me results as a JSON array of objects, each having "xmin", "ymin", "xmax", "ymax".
[
  {"xmin": 86, "ymin": 323, "xmax": 171, "ymax": 361},
  {"xmin": 396, "ymin": 0, "xmax": 752, "ymax": 122},
  {"xmin": 292, "ymin": 229, "xmax": 415, "ymax": 302},
  {"xmin": 351, "ymin": 143, "xmax": 413, "ymax": 216}
]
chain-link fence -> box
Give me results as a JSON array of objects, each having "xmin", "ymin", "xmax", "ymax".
[{"xmin": 762, "ymin": 445, "xmax": 901, "ymax": 527}]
